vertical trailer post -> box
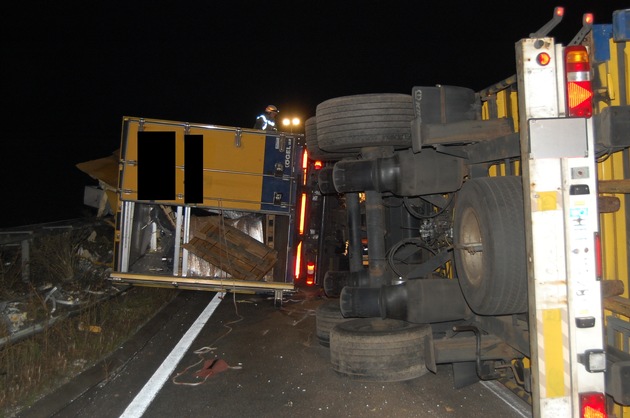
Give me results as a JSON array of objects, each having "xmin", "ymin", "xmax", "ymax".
[{"xmin": 517, "ymin": 37, "xmax": 606, "ymax": 417}]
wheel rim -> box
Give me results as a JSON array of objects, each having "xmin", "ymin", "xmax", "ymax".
[{"xmin": 459, "ymin": 207, "xmax": 483, "ymax": 288}]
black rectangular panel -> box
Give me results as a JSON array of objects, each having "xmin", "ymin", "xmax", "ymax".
[
  {"xmin": 137, "ymin": 131, "xmax": 176, "ymax": 201},
  {"xmin": 184, "ymin": 134, "xmax": 204, "ymax": 204}
]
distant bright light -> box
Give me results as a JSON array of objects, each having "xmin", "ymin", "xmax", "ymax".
[{"xmin": 282, "ymin": 117, "xmax": 301, "ymax": 127}]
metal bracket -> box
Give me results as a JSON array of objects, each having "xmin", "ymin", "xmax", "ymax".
[
  {"xmin": 530, "ymin": 7, "xmax": 564, "ymax": 38},
  {"xmin": 452, "ymin": 324, "xmax": 502, "ymax": 380},
  {"xmin": 274, "ymin": 290, "xmax": 284, "ymax": 307},
  {"xmin": 234, "ymin": 128, "xmax": 242, "ymax": 148},
  {"xmin": 274, "ymin": 162, "xmax": 284, "ymax": 177},
  {"xmin": 278, "ymin": 133, "xmax": 287, "ymax": 153},
  {"xmin": 569, "ymin": 13, "xmax": 594, "ymax": 46}
]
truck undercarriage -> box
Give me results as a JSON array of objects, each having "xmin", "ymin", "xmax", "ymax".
[{"xmin": 309, "ymin": 38, "xmax": 630, "ymax": 409}]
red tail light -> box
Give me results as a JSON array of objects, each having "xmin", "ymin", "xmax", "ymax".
[
  {"xmin": 313, "ymin": 160, "xmax": 323, "ymax": 170},
  {"xmin": 579, "ymin": 392, "xmax": 607, "ymax": 418},
  {"xmin": 306, "ymin": 262, "xmax": 315, "ymax": 285},
  {"xmin": 565, "ymin": 45, "xmax": 593, "ymax": 117}
]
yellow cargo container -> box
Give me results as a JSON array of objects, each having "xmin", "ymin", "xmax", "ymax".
[{"xmin": 110, "ymin": 117, "xmax": 305, "ymax": 300}]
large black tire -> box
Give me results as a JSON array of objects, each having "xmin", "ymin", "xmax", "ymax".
[
  {"xmin": 329, "ymin": 318, "xmax": 431, "ymax": 382},
  {"xmin": 305, "ymin": 116, "xmax": 358, "ymax": 162},
  {"xmin": 315, "ymin": 300, "xmax": 348, "ymax": 347},
  {"xmin": 453, "ymin": 176, "xmax": 527, "ymax": 315},
  {"xmin": 315, "ymin": 94, "xmax": 414, "ymax": 152}
]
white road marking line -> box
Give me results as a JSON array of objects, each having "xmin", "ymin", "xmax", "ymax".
[{"xmin": 120, "ymin": 292, "xmax": 225, "ymax": 418}]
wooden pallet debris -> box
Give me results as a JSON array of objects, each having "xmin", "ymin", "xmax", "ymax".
[{"xmin": 183, "ymin": 216, "xmax": 277, "ymax": 281}]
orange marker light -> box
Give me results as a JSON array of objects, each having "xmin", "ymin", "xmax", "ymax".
[
  {"xmin": 583, "ymin": 13, "xmax": 593, "ymax": 25},
  {"xmin": 537, "ymin": 52, "xmax": 551, "ymax": 66},
  {"xmin": 294, "ymin": 241, "xmax": 302, "ymax": 279}
]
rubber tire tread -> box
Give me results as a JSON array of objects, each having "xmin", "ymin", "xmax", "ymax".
[
  {"xmin": 329, "ymin": 318, "xmax": 430, "ymax": 382},
  {"xmin": 315, "ymin": 300, "xmax": 348, "ymax": 347},
  {"xmin": 453, "ymin": 176, "xmax": 527, "ymax": 315},
  {"xmin": 316, "ymin": 94, "xmax": 414, "ymax": 152},
  {"xmin": 305, "ymin": 116, "xmax": 358, "ymax": 162}
]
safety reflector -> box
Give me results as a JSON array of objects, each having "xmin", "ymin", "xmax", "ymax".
[
  {"xmin": 302, "ymin": 149, "xmax": 309, "ymax": 185},
  {"xmin": 302, "ymin": 149, "xmax": 309, "ymax": 169},
  {"xmin": 294, "ymin": 241, "xmax": 302, "ymax": 279},
  {"xmin": 595, "ymin": 232, "xmax": 602, "ymax": 280},
  {"xmin": 299, "ymin": 193, "xmax": 307, "ymax": 235},
  {"xmin": 579, "ymin": 392, "xmax": 607, "ymax": 418},
  {"xmin": 565, "ymin": 45, "xmax": 593, "ymax": 117}
]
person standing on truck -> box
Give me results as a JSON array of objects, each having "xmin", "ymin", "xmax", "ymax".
[{"xmin": 254, "ymin": 105, "xmax": 279, "ymax": 131}]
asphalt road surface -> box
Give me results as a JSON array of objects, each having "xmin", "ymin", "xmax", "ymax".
[{"xmin": 19, "ymin": 288, "xmax": 532, "ymax": 418}]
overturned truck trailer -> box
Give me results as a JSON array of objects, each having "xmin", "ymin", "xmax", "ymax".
[
  {"xmin": 106, "ymin": 117, "xmax": 306, "ymax": 301},
  {"xmin": 309, "ymin": 8, "xmax": 630, "ymax": 418}
]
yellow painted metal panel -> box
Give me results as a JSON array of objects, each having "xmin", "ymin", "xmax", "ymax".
[
  {"xmin": 595, "ymin": 36, "xmax": 630, "ymax": 320},
  {"xmin": 594, "ymin": 35, "xmax": 630, "ymax": 418},
  {"xmin": 190, "ymin": 127, "xmax": 265, "ymax": 211},
  {"xmin": 120, "ymin": 119, "xmax": 186, "ymax": 204},
  {"xmin": 118, "ymin": 118, "xmax": 281, "ymax": 212},
  {"xmin": 541, "ymin": 308, "xmax": 566, "ymax": 398}
]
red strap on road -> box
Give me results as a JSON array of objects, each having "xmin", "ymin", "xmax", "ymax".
[{"xmin": 194, "ymin": 358, "xmax": 229, "ymax": 378}]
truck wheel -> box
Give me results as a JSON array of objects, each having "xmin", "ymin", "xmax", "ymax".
[
  {"xmin": 453, "ymin": 176, "xmax": 527, "ymax": 315},
  {"xmin": 305, "ymin": 116, "xmax": 358, "ymax": 162},
  {"xmin": 316, "ymin": 94, "xmax": 414, "ymax": 152},
  {"xmin": 315, "ymin": 300, "xmax": 348, "ymax": 347},
  {"xmin": 330, "ymin": 318, "xmax": 430, "ymax": 382}
]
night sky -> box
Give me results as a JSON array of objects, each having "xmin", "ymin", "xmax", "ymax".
[{"xmin": 2, "ymin": 1, "xmax": 624, "ymax": 227}]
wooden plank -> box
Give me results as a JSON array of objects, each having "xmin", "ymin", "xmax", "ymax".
[
  {"xmin": 598, "ymin": 196, "xmax": 620, "ymax": 213},
  {"xmin": 184, "ymin": 239, "xmax": 271, "ymax": 280},
  {"xmin": 602, "ymin": 279, "xmax": 625, "ymax": 298},
  {"xmin": 603, "ymin": 296, "xmax": 630, "ymax": 318},
  {"xmin": 184, "ymin": 216, "xmax": 277, "ymax": 280},
  {"xmin": 192, "ymin": 228, "xmax": 275, "ymax": 266},
  {"xmin": 202, "ymin": 218, "xmax": 276, "ymax": 259},
  {"xmin": 599, "ymin": 179, "xmax": 630, "ymax": 194}
]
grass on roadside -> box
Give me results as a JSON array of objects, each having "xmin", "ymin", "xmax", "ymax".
[
  {"xmin": 0, "ymin": 218, "xmax": 178, "ymax": 417},
  {"xmin": 0, "ymin": 286, "xmax": 177, "ymax": 417}
]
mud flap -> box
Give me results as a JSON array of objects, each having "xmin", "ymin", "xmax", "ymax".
[{"xmin": 425, "ymin": 332, "xmax": 437, "ymax": 374}]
